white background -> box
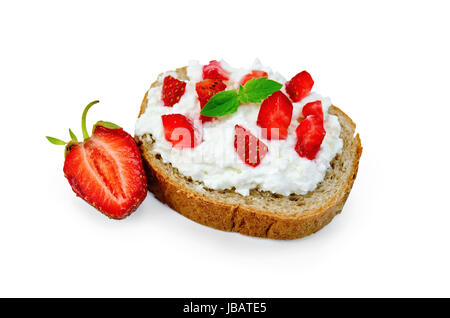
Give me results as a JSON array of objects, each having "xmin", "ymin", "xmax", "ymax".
[{"xmin": 1, "ymin": 0, "xmax": 449, "ymax": 297}]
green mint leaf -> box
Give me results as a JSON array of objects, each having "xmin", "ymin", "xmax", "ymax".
[
  {"xmin": 238, "ymin": 85, "xmax": 249, "ymax": 104},
  {"xmin": 200, "ymin": 90, "xmax": 240, "ymax": 117},
  {"xmin": 242, "ymin": 77, "xmax": 283, "ymax": 103},
  {"xmin": 199, "ymin": 78, "xmax": 283, "ymax": 117},
  {"xmin": 46, "ymin": 136, "xmax": 66, "ymax": 145},
  {"xmin": 69, "ymin": 129, "xmax": 78, "ymax": 142},
  {"xmin": 96, "ymin": 121, "xmax": 121, "ymax": 129}
]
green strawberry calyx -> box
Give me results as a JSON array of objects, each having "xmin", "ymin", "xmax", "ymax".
[{"xmin": 46, "ymin": 100, "xmax": 121, "ymax": 156}]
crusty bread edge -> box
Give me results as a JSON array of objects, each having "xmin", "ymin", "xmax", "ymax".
[{"xmin": 135, "ymin": 69, "xmax": 362, "ymax": 240}]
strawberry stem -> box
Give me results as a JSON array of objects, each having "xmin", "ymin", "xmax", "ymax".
[{"xmin": 81, "ymin": 100, "xmax": 99, "ymax": 140}]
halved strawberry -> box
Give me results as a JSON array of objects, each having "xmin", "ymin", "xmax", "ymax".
[
  {"xmin": 47, "ymin": 101, "xmax": 147, "ymax": 219},
  {"xmin": 234, "ymin": 125, "xmax": 268, "ymax": 167},
  {"xmin": 256, "ymin": 91, "xmax": 293, "ymax": 140},
  {"xmin": 161, "ymin": 114, "xmax": 195, "ymax": 148},
  {"xmin": 239, "ymin": 70, "xmax": 269, "ymax": 86},
  {"xmin": 161, "ymin": 75, "xmax": 186, "ymax": 107},
  {"xmin": 202, "ymin": 60, "xmax": 230, "ymax": 81},
  {"xmin": 302, "ymin": 100, "xmax": 323, "ymax": 121},
  {"xmin": 195, "ymin": 79, "xmax": 227, "ymax": 122},
  {"xmin": 285, "ymin": 71, "xmax": 314, "ymax": 102},
  {"xmin": 295, "ymin": 115, "xmax": 325, "ymax": 160}
]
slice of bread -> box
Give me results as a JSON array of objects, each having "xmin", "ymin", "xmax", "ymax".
[{"xmin": 135, "ymin": 67, "xmax": 362, "ymax": 240}]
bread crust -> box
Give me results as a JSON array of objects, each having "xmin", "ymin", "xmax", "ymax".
[{"xmin": 136, "ymin": 68, "xmax": 362, "ymax": 239}]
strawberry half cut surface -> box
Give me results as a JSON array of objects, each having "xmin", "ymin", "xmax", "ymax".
[
  {"xmin": 202, "ymin": 60, "xmax": 230, "ymax": 81},
  {"xmin": 47, "ymin": 101, "xmax": 147, "ymax": 220},
  {"xmin": 285, "ymin": 71, "xmax": 314, "ymax": 102},
  {"xmin": 239, "ymin": 70, "xmax": 269, "ymax": 86},
  {"xmin": 295, "ymin": 115, "xmax": 325, "ymax": 160},
  {"xmin": 161, "ymin": 114, "xmax": 195, "ymax": 148},
  {"xmin": 302, "ymin": 100, "xmax": 323, "ymax": 121},
  {"xmin": 257, "ymin": 91, "xmax": 293, "ymax": 140},
  {"xmin": 234, "ymin": 125, "xmax": 268, "ymax": 167},
  {"xmin": 161, "ymin": 75, "xmax": 186, "ymax": 107},
  {"xmin": 195, "ymin": 79, "xmax": 227, "ymax": 122}
]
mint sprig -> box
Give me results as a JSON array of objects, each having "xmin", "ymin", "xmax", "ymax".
[
  {"xmin": 239, "ymin": 77, "xmax": 283, "ymax": 103},
  {"xmin": 200, "ymin": 77, "xmax": 282, "ymax": 117},
  {"xmin": 198, "ymin": 90, "xmax": 240, "ymax": 117}
]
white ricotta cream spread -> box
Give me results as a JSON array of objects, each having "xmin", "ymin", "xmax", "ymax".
[{"xmin": 135, "ymin": 60, "xmax": 343, "ymax": 196}]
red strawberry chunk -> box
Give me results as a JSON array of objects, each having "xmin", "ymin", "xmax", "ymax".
[
  {"xmin": 234, "ymin": 125, "xmax": 268, "ymax": 167},
  {"xmin": 161, "ymin": 75, "xmax": 186, "ymax": 107},
  {"xmin": 195, "ymin": 79, "xmax": 227, "ymax": 122},
  {"xmin": 257, "ymin": 91, "xmax": 293, "ymax": 140},
  {"xmin": 63, "ymin": 126, "xmax": 147, "ymax": 219},
  {"xmin": 202, "ymin": 60, "xmax": 230, "ymax": 81},
  {"xmin": 161, "ymin": 114, "xmax": 195, "ymax": 148},
  {"xmin": 285, "ymin": 71, "xmax": 314, "ymax": 102},
  {"xmin": 302, "ymin": 100, "xmax": 323, "ymax": 121},
  {"xmin": 239, "ymin": 70, "xmax": 269, "ymax": 86},
  {"xmin": 295, "ymin": 115, "xmax": 325, "ymax": 160}
]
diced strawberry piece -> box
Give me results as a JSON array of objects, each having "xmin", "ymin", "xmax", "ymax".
[
  {"xmin": 302, "ymin": 100, "xmax": 323, "ymax": 121},
  {"xmin": 234, "ymin": 125, "xmax": 268, "ymax": 167},
  {"xmin": 239, "ymin": 70, "xmax": 269, "ymax": 86},
  {"xmin": 285, "ymin": 71, "xmax": 314, "ymax": 102},
  {"xmin": 195, "ymin": 79, "xmax": 227, "ymax": 122},
  {"xmin": 161, "ymin": 75, "xmax": 186, "ymax": 107},
  {"xmin": 63, "ymin": 126, "xmax": 147, "ymax": 219},
  {"xmin": 161, "ymin": 114, "xmax": 195, "ymax": 148},
  {"xmin": 196, "ymin": 80, "xmax": 227, "ymax": 105},
  {"xmin": 202, "ymin": 60, "xmax": 230, "ymax": 81},
  {"xmin": 256, "ymin": 91, "xmax": 293, "ymax": 140},
  {"xmin": 295, "ymin": 115, "xmax": 325, "ymax": 160}
]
